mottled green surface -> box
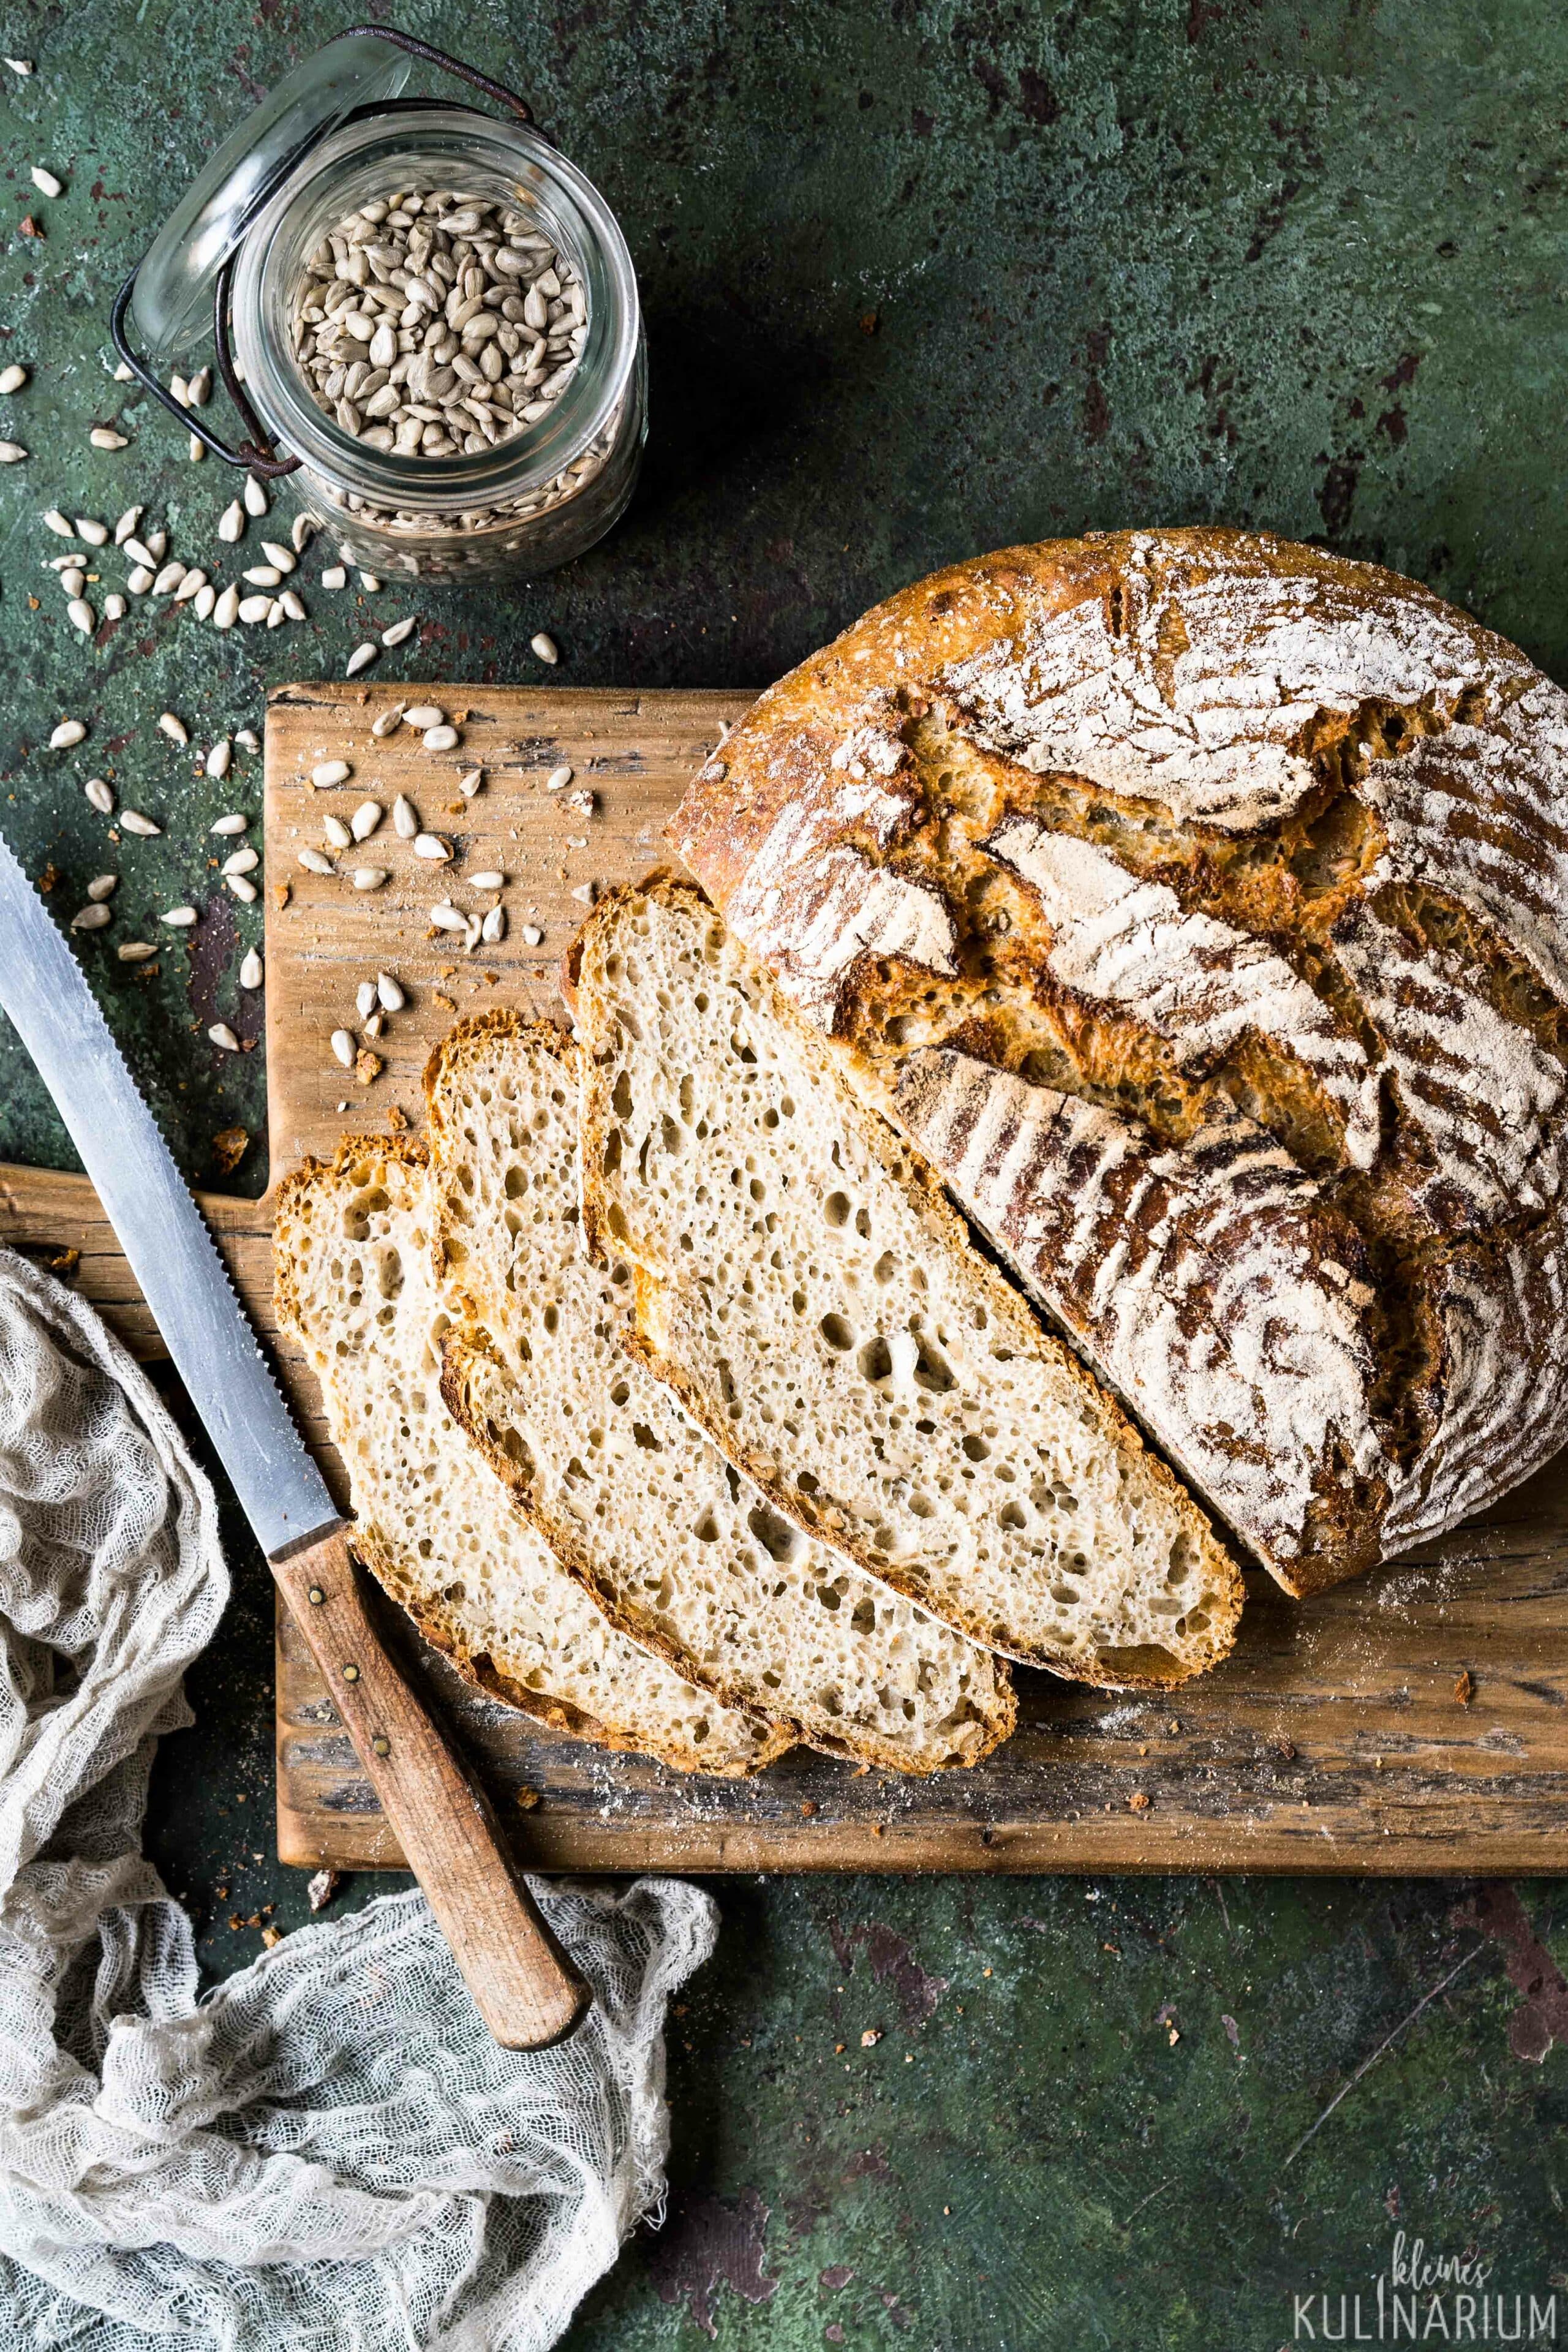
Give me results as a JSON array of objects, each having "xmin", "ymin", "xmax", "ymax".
[{"xmin": 1, "ymin": 2, "xmax": 1566, "ymax": 2345}]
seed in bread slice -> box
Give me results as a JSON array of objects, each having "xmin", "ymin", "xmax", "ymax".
[
  {"xmin": 574, "ymin": 878, "xmax": 1245, "ymax": 1688},
  {"xmin": 272, "ymin": 1136, "xmax": 787, "ymax": 1776},
  {"xmin": 427, "ymin": 1013, "xmax": 1015, "ymax": 1772}
]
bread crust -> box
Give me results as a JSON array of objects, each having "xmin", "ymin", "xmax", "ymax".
[
  {"xmin": 671, "ymin": 528, "xmax": 1568, "ymax": 1591},
  {"xmin": 426, "ymin": 1011, "xmax": 1017, "ymax": 1771},
  {"xmin": 273, "ymin": 1134, "xmax": 788, "ymax": 1777},
  {"xmin": 575, "ymin": 875, "xmax": 1245, "ymax": 1689}
]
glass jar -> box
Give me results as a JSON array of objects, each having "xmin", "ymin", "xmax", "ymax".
[{"xmin": 116, "ymin": 32, "xmax": 646, "ymax": 584}]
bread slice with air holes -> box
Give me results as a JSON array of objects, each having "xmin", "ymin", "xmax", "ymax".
[
  {"xmin": 272, "ymin": 1134, "xmax": 788, "ymax": 1776},
  {"xmin": 427, "ymin": 1013, "xmax": 1014, "ymax": 1772},
  {"xmin": 573, "ymin": 878, "xmax": 1245, "ymax": 1688}
]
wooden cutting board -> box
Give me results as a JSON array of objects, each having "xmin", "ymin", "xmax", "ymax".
[{"xmin": 10, "ymin": 677, "xmax": 1566, "ymax": 1880}]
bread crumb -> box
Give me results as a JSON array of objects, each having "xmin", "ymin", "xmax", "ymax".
[
  {"xmin": 260, "ymin": 1925, "xmax": 282, "ymax": 1948},
  {"xmin": 1128, "ymin": 1791, "xmax": 1151, "ymax": 1812},
  {"xmin": 799, "ymin": 1799, "xmax": 817, "ymax": 1817},
  {"xmin": 307, "ymin": 1867, "xmax": 341, "ymax": 1911},
  {"xmin": 860, "ymin": 2027, "xmax": 881, "ymax": 2047},
  {"xmin": 386, "ymin": 1104, "xmax": 408, "ymax": 1132},
  {"xmin": 516, "ymin": 1787, "xmax": 540, "ymax": 1811},
  {"xmin": 211, "ymin": 1125, "xmax": 248, "ymax": 1175},
  {"xmin": 353, "ymin": 1047, "xmax": 383, "ymax": 1086},
  {"xmin": 272, "ymin": 881, "xmax": 291, "ymax": 910},
  {"xmin": 1454, "ymin": 1669, "xmax": 1474, "ymax": 1705}
]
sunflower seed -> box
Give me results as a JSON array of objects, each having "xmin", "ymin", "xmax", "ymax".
[
  {"xmin": 70, "ymin": 902, "xmax": 109, "ymax": 930},
  {"xmin": 280, "ymin": 589, "xmax": 307, "ymax": 621},
  {"xmin": 323, "ymin": 815, "xmax": 352, "ymax": 850},
  {"xmin": 235, "ymin": 728, "xmax": 260, "ymax": 752},
  {"xmin": 371, "ymin": 703, "xmax": 404, "ymax": 737},
  {"xmin": 188, "ymin": 434, "xmax": 205, "ymax": 461},
  {"xmin": 206, "ymin": 741, "xmax": 233, "ymax": 784},
  {"xmin": 226, "ymin": 873, "xmax": 257, "ymax": 902},
  {"xmin": 243, "ymin": 565, "xmax": 281, "ymax": 588},
  {"xmin": 4, "ymin": 61, "xmax": 33, "ymax": 78},
  {"xmin": 346, "ymin": 641, "xmax": 377, "ymax": 676},
  {"xmin": 260, "ymin": 541, "xmax": 295, "ymax": 573},
  {"xmin": 222, "ymin": 846, "xmax": 258, "ymax": 876},
  {"xmin": 428, "ymin": 903, "xmax": 467, "ymax": 932},
  {"xmin": 351, "ymin": 866, "xmax": 388, "ymax": 891},
  {"xmin": 236, "ymin": 594, "xmax": 271, "ymax": 624},
  {"xmin": 413, "ymin": 833, "xmax": 452, "ymax": 861},
  {"xmin": 89, "ymin": 428, "xmax": 128, "ymax": 451},
  {"xmin": 0, "ymin": 363, "xmax": 26, "ymax": 394},
  {"xmin": 364, "ymin": 1010, "xmax": 383, "ymax": 1041},
  {"xmin": 161, "ymin": 906, "xmax": 197, "ymax": 927},
  {"xmin": 59, "ymin": 566, "xmax": 85, "ymax": 597},
  {"xmin": 545, "ymin": 763, "xmax": 573, "ymax": 791},
  {"xmin": 404, "ymin": 705, "xmax": 445, "ymax": 728},
  {"xmin": 331, "ymin": 1029, "xmax": 356, "ymax": 1067},
  {"xmin": 570, "ymin": 881, "xmax": 595, "ymax": 904},
  {"xmin": 31, "ymin": 167, "xmax": 62, "ymax": 198},
  {"xmin": 356, "ymin": 980, "xmax": 377, "ymax": 1020},
  {"xmin": 392, "ymin": 793, "xmax": 419, "ymax": 837},
  {"xmin": 521, "ymin": 924, "xmax": 544, "ymax": 947},
  {"xmin": 350, "ymin": 800, "xmax": 382, "ymax": 841},
  {"xmin": 291, "ymin": 512, "xmax": 315, "ymax": 553},
  {"xmin": 481, "ymin": 903, "xmax": 506, "ymax": 943},
  {"xmin": 312, "ymin": 758, "xmax": 352, "ymax": 788},
  {"xmin": 145, "ymin": 528, "xmax": 168, "ymax": 559},
  {"xmin": 422, "ymin": 724, "xmax": 458, "ymax": 752},
  {"xmin": 121, "ymin": 810, "xmax": 160, "ymax": 838},
  {"xmin": 48, "ymin": 718, "xmax": 85, "ymax": 748},
  {"xmin": 157, "ymin": 711, "xmax": 189, "ymax": 745},
  {"xmin": 172, "ymin": 568, "xmax": 207, "ymax": 602},
  {"xmin": 66, "ymin": 598, "xmax": 94, "ymax": 634},
  {"xmin": 458, "ymin": 767, "xmax": 483, "ymax": 797},
  {"xmin": 113, "ymin": 508, "xmax": 142, "ymax": 544},
  {"xmin": 321, "ymin": 565, "xmax": 347, "ymax": 589},
  {"xmin": 151, "ymin": 562, "xmax": 185, "ymax": 594},
  {"xmin": 243, "ymin": 475, "xmax": 268, "ymax": 517},
  {"xmin": 381, "ymin": 615, "xmax": 417, "ymax": 647},
  {"xmin": 86, "ymin": 873, "xmax": 117, "ymax": 901},
  {"xmin": 375, "ymin": 971, "xmax": 404, "ymax": 1011},
  {"xmin": 188, "ymin": 368, "xmax": 211, "ymax": 408},
  {"xmin": 219, "ymin": 500, "xmax": 245, "ymax": 542},
  {"xmin": 239, "ymin": 947, "xmax": 265, "ymax": 989},
  {"xmin": 0, "ymin": 441, "xmax": 25, "ymax": 462},
  {"xmin": 126, "ymin": 565, "xmax": 154, "ymax": 595},
  {"xmin": 213, "ymin": 584, "xmax": 240, "ymax": 629},
  {"xmin": 122, "ymin": 534, "xmax": 156, "ymax": 567},
  {"xmin": 209, "ymin": 1023, "xmax": 239, "ymax": 1052},
  {"xmin": 117, "ymin": 942, "xmax": 157, "ymax": 963},
  {"xmin": 103, "ymin": 592, "xmax": 126, "ymax": 620},
  {"xmin": 42, "ymin": 510, "xmax": 74, "ymax": 538},
  {"xmin": 530, "ymin": 632, "xmax": 559, "ymax": 665},
  {"xmin": 211, "ymin": 812, "xmax": 247, "ymax": 835},
  {"xmin": 298, "ymin": 846, "xmax": 334, "ymax": 875},
  {"xmin": 468, "ymin": 870, "xmax": 505, "ymax": 890},
  {"xmin": 85, "ymin": 778, "xmax": 114, "ymax": 815},
  {"xmin": 359, "ymin": 573, "xmax": 380, "ymax": 592}
]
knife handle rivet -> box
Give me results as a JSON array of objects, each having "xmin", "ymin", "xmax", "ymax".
[
  {"xmin": 307, "ymin": 1585, "xmax": 325, "ymax": 1605},
  {"xmin": 372, "ymin": 1734, "xmax": 390, "ymax": 1756},
  {"xmin": 342, "ymin": 1662, "xmax": 361, "ymax": 1683}
]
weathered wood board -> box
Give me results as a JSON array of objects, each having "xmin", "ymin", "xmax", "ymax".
[{"xmin": 7, "ymin": 676, "xmax": 1566, "ymax": 1877}]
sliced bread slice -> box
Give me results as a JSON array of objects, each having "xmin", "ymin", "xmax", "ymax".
[
  {"xmin": 427, "ymin": 1014, "xmax": 1014, "ymax": 1772},
  {"xmin": 575, "ymin": 879, "xmax": 1245, "ymax": 1688},
  {"xmin": 273, "ymin": 1136, "xmax": 787, "ymax": 1776}
]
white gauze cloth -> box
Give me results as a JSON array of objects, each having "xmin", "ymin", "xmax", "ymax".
[{"xmin": 0, "ymin": 1246, "xmax": 718, "ymax": 2351}]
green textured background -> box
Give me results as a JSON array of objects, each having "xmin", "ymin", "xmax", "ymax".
[{"xmin": 1, "ymin": 3, "xmax": 1566, "ymax": 2346}]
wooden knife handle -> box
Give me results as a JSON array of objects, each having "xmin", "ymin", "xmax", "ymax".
[{"xmin": 271, "ymin": 1526, "xmax": 589, "ymax": 2049}]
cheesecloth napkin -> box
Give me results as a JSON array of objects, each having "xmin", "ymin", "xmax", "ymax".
[{"xmin": 0, "ymin": 1245, "xmax": 718, "ymax": 2351}]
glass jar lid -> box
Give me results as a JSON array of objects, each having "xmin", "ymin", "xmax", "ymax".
[{"xmin": 130, "ymin": 31, "xmax": 413, "ymax": 368}]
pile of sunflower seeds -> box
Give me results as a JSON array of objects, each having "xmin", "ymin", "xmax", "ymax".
[{"xmin": 290, "ymin": 189, "xmax": 586, "ymax": 458}]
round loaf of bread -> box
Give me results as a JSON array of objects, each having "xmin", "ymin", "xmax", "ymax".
[{"xmin": 673, "ymin": 527, "xmax": 1568, "ymax": 1596}]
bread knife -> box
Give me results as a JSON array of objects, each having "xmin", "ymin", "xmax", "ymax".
[{"xmin": 0, "ymin": 831, "xmax": 587, "ymax": 2048}]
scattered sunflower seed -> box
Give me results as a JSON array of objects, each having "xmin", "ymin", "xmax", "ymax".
[
  {"xmin": 209, "ymin": 1023, "xmax": 239, "ymax": 1052},
  {"xmin": 48, "ymin": 718, "xmax": 85, "ymax": 748},
  {"xmin": 351, "ymin": 866, "xmax": 388, "ymax": 891},
  {"xmin": 0, "ymin": 442, "xmax": 26, "ymax": 462},
  {"xmin": 188, "ymin": 368, "xmax": 211, "ymax": 408},
  {"xmin": 429, "ymin": 903, "xmax": 467, "ymax": 932},
  {"xmin": 89, "ymin": 428, "xmax": 128, "ymax": 451},
  {"xmin": 188, "ymin": 433, "xmax": 205, "ymax": 461},
  {"xmin": 545, "ymin": 763, "xmax": 573, "ymax": 791},
  {"xmin": 321, "ymin": 565, "xmax": 347, "ymax": 589},
  {"xmin": 157, "ymin": 711, "xmax": 189, "ymax": 746},
  {"xmin": 298, "ymin": 846, "xmax": 335, "ymax": 875},
  {"xmin": 345, "ymin": 641, "xmax": 378, "ymax": 677},
  {"xmin": 331, "ymin": 1028, "xmax": 356, "ymax": 1068},
  {"xmin": 222, "ymin": 846, "xmax": 258, "ymax": 876},
  {"xmin": 70, "ymin": 902, "xmax": 110, "ymax": 931},
  {"xmin": 360, "ymin": 573, "xmax": 380, "ymax": 592},
  {"xmin": 227, "ymin": 872, "xmax": 257, "ymax": 902},
  {"xmin": 86, "ymin": 874, "xmax": 117, "ymax": 902},
  {"xmin": 31, "ymin": 167, "xmax": 62, "ymax": 199},
  {"xmin": 370, "ymin": 703, "xmax": 404, "ymax": 737},
  {"xmin": 42, "ymin": 510, "xmax": 74, "ymax": 538},
  {"xmin": 404, "ymin": 705, "xmax": 444, "ymax": 729},
  {"xmin": 121, "ymin": 810, "xmax": 161, "ymax": 838},
  {"xmin": 151, "ymin": 562, "xmax": 185, "ymax": 595},
  {"xmin": 243, "ymin": 476, "xmax": 268, "ymax": 516},
  {"xmin": 236, "ymin": 594, "xmax": 271, "ymax": 624},
  {"xmin": 4, "ymin": 60, "xmax": 34, "ymax": 77},
  {"xmin": 322, "ymin": 815, "xmax": 352, "ymax": 850},
  {"xmin": 117, "ymin": 942, "xmax": 157, "ymax": 963},
  {"xmin": 260, "ymin": 541, "xmax": 295, "ymax": 573},
  {"xmin": 530, "ymin": 631, "xmax": 559, "ymax": 665},
  {"xmin": 291, "ymin": 513, "xmax": 315, "ymax": 553},
  {"xmin": 570, "ymin": 881, "xmax": 595, "ymax": 904},
  {"xmin": 350, "ymin": 799, "xmax": 382, "ymax": 841},
  {"xmin": 211, "ymin": 812, "xmax": 248, "ymax": 835},
  {"xmin": 280, "ymin": 589, "xmax": 307, "ymax": 621},
  {"xmin": 66, "ymin": 597, "xmax": 95, "ymax": 635},
  {"xmin": 59, "ymin": 565, "xmax": 84, "ymax": 597},
  {"xmin": 468, "ymin": 870, "xmax": 505, "ymax": 890},
  {"xmin": 375, "ymin": 971, "xmax": 404, "ymax": 1011},
  {"xmin": 103, "ymin": 592, "xmax": 126, "ymax": 620},
  {"xmin": 217, "ymin": 499, "xmax": 246, "ymax": 541},
  {"xmin": 392, "ymin": 794, "xmax": 419, "ymax": 837},
  {"xmin": 312, "ymin": 758, "xmax": 352, "ymax": 788},
  {"xmin": 113, "ymin": 507, "xmax": 142, "ymax": 544},
  {"xmin": 239, "ymin": 948, "xmax": 265, "ymax": 989},
  {"xmin": 413, "ymin": 832, "xmax": 452, "ymax": 862},
  {"xmin": 481, "ymin": 904, "xmax": 506, "ymax": 943},
  {"xmin": 74, "ymin": 517, "xmax": 108, "ymax": 546},
  {"xmin": 85, "ymin": 778, "xmax": 114, "ymax": 815},
  {"xmin": 381, "ymin": 616, "xmax": 417, "ymax": 647},
  {"xmin": 422, "ymin": 723, "xmax": 458, "ymax": 752},
  {"xmin": 161, "ymin": 906, "xmax": 197, "ymax": 927},
  {"xmin": 458, "ymin": 767, "xmax": 483, "ymax": 797},
  {"xmin": 172, "ymin": 568, "xmax": 208, "ymax": 603},
  {"xmin": 521, "ymin": 923, "xmax": 544, "ymax": 947},
  {"xmin": 122, "ymin": 534, "xmax": 156, "ymax": 568},
  {"xmin": 145, "ymin": 528, "xmax": 168, "ymax": 559},
  {"xmin": 235, "ymin": 727, "xmax": 260, "ymax": 752},
  {"xmin": 126, "ymin": 566, "xmax": 154, "ymax": 595},
  {"xmin": 364, "ymin": 1010, "xmax": 384, "ymax": 1041},
  {"xmin": 0, "ymin": 363, "xmax": 26, "ymax": 395},
  {"xmin": 213, "ymin": 584, "xmax": 240, "ymax": 629},
  {"xmin": 192, "ymin": 583, "xmax": 216, "ymax": 620},
  {"xmin": 243, "ymin": 565, "xmax": 282, "ymax": 588},
  {"xmin": 356, "ymin": 979, "xmax": 377, "ymax": 1020}
]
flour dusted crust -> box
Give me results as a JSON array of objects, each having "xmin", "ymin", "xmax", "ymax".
[{"xmin": 673, "ymin": 528, "xmax": 1568, "ymax": 1593}]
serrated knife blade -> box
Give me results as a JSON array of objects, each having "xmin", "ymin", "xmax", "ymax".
[{"xmin": 0, "ymin": 831, "xmax": 341, "ymax": 1558}]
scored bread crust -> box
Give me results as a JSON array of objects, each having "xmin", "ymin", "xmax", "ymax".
[
  {"xmin": 575, "ymin": 876, "xmax": 1244, "ymax": 1689},
  {"xmin": 671, "ymin": 527, "xmax": 1568, "ymax": 1593},
  {"xmin": 425, "ymin": 1009, "xmax": 1016, "ymax": 1771},
  {"xmin": 272, "ymin": 1134, "xmax": 787, "ymax": 1776}
]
